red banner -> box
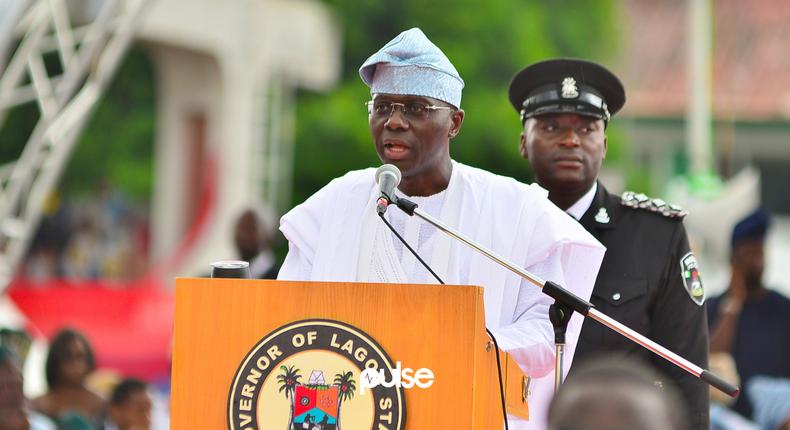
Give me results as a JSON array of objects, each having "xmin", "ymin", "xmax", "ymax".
[{"xmin": 8, "ymin": 278, "xmax": 174, "ymax": 382}]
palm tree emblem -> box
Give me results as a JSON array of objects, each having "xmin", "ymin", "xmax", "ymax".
[
  {"xmin": 333, "ymin": 371, "xmax": 356, "ymax": 429},
  {"xmin": 277, "ymin": 365, "xmax": 302, "ymax": 427}
]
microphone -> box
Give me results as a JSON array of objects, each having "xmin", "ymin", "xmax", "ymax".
[{"xmin": 375, "ymin": 164, "xmax": 401, "ymax": 215}]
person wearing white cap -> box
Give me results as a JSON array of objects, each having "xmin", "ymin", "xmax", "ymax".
[{"xmin": 277, "ymin": 28, "xmax": 605, "ymax": 427}]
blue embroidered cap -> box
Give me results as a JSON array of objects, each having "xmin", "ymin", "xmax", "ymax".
[
  {"xmin": 731, "ymin": 207, "xmax": 771, "ymax": 247},
  {"xmin": 359, "ymin": 28, "xmax": 464, "ymax": 108}
]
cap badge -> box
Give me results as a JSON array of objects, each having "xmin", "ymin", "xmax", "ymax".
[
  {"xmin": 594, "ymin": 207, "xmax": 610, "ymax": 224},
  {"xmin": 561, "ymin": 77, "xmax": 579, "ymax": 98}
]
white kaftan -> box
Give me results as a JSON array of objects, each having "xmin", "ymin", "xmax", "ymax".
[{"xmin": 278, "ymin": 161, "xmax": 605, "ymax": 426}]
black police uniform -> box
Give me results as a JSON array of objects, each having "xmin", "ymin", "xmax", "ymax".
[
  {"xmin": 574, "ymin": 183, "xmax": 710, "ymax": 429},
  {"xmin": 508, "ymin": 58, "xmax": 710, "ymax": 429}
]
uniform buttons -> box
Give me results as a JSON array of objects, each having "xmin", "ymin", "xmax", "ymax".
[{"xmin": 612, "ymin": 292, "xmax": 621, "ymax": 301}]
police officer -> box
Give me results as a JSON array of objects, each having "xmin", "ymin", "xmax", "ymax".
[{"xmin": 508, "ymin": 59, "xmax": 709, "ymax": 429}]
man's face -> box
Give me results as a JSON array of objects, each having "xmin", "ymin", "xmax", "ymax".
[
  {"xmin": 0, "ymin": 362, "xmax": 26, "ymax": 430},
  {"xmin": 732, "ymin": 240, "xmax": 765, "ymax": 291},
  {"xmin": 369, "ymin": 94, "xmax": 463, "ymax": 179},
  {"xmin": 234, "ymin": 211, "xmax": 260, "ymax": 262},
  {"xmin": 520, "ymin": 113, "xmax": 607, "ymax": 193},
  {"xmin": 110, "ymin": 389, "xmax": 153, "ymax": 430},
  {"xmin": 0, "ymin": 363, "xmax": 23, "ymax": 403}
]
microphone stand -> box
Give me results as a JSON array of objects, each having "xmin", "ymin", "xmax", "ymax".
[
  {"xmin": 391, "ymin": 196, "xmax": 739, "ymax": 397},
  {"xmin": 549, "ymin": 302, "xmax": 572, "ymax": 392}
]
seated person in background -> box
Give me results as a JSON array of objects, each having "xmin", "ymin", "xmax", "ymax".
[
  {"xmin": 707, "ymin": 208, "xmax": 790, "ymax": 419},
  {"xmin": 105, "ymin": 378, "xmax": 152, "ymax": 430},
  {"xmin": 0, "ymin": 346, "xmax": 56, "ymax": 430},
  {"xmin": 234, "ymin": 205, "xmax": 280, "ymax": 279},
  {"xmin": 547, "ymin": 358, "xmax": 686, "ymax": 430},
  {"xmin": 747, "ymin": 376, "xmax": 790, "ymax": 430},
  {"xmin": 708, "ymin": 352, "xmax": 758, "ymax": 430},
  {"xmin": 31, "ymin": 329, "xmax": 105, "ymax": 429}
]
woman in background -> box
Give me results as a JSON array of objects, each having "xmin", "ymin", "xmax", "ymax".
[{"xmin": 32, "ymin": 329, "xmax": 106, "ymax": 429}]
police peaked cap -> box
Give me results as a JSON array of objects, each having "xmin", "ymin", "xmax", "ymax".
[{"xmin": 508, "ymin": 58, "xmax": 626, "ymax": 124}]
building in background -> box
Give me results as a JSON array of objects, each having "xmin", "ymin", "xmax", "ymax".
[
  {"xmin": 614, "ymin": 0, "xmax": 790, "ymax": 294},
  {"xmin": 139, "ymin": 0, "xmax": 340, "ymax": 278},
  {"xmin": 0, "ymin": 0, "xmax": 340, "ymax": 398},
  {"xmin": 0, "ymin": 0, "xmax": 340, "ymax": 284}
]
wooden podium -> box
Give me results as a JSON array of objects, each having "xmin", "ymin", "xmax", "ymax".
[{"xmin": 170, "ymin": 278, "xmax": 529, "ymax": 429}]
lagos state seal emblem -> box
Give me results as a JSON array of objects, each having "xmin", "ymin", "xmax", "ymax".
[{"xmin": 228, "ymin": 319, "xmax": 406, "ymax": 429}]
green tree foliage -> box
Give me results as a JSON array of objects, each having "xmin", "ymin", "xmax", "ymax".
[
  {"xmin": 1, "ymin": 2, "xmax": 624, "ymax": 210},
  {"xmin": 0, "ymin": 46, "xmax": 155, "ymax": 204},
  {"xmin": 293, "ymin": 0, "xmax": 622, "ymax": 204},
  {"xmin": 60, "ymin": 46, "xmax": 155, "ymax": 202}
]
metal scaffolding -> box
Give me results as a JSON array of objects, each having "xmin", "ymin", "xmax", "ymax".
[{"xmin": 0, "ymin": 0, "xmax": 149, "ymax": 291}]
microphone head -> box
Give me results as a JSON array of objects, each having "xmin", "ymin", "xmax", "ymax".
[{"xmin": 375, "ymin": 164, "xmax": 402, "ymax": 185}]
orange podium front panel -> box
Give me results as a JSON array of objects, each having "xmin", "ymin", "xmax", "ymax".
[{"xmin": 170, "ymin": 278, "xmax": 528, "ymax": 429}]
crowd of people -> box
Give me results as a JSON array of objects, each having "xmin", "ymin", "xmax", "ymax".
[
  {"xmin": 21, "ymin": 184, "xmax": 150, "ymax": 284},
  {"xmin": 706, "ymin": 209, "xmax": 790, "ymax": 430},
  {"xmin": 0, "ymin": 328, "xmax": 163, "ymax": 430}
]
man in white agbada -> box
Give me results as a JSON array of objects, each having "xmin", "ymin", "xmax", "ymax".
[{"xmin": 278, "ymin": 28, "xmax": 605, "ymax": 428}]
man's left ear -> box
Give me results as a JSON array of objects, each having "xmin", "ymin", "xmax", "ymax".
[
  {"xmin": 449, "ymin": 109, "xmax": 465, "ymax": 138},
  {"xmin": 603, "ymin": 135, "xmax": 608, "ymax": 159}
]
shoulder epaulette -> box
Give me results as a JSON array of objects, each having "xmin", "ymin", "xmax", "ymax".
[{"xmin": 621, "ymin": 191, "xmax": 687, "ymax": 219}]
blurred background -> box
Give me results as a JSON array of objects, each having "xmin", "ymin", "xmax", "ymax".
[{"xmin": 0, "ymin": 0, "xmax": 789, "ymax": 428}]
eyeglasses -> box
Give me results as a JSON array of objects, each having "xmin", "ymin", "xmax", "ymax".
[{"xmin": 365, "ymin": 100, "xmax": 455, "ymax": 121}]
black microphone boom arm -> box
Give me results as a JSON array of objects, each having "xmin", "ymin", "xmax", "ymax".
[{"xmin": 394, "ymin": 196, "xmax": 739, "ymax": 398}]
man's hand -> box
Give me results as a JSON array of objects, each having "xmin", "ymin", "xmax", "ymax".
[
  {"xmin": 711, "ymin": 266, "xmax": 747, "ymax": 352},
  {"xmin": 729, "ymin": 265, "xmax": 748, "ymax": 302}
]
